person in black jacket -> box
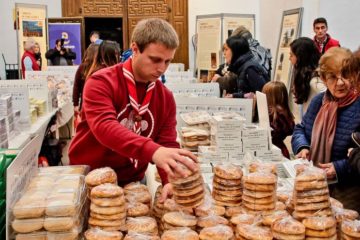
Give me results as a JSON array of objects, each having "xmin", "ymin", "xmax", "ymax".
[
  {"xmin": 344, "ymin": 48, "xmax": 360, "ymax": 174},
  {"xmin": 223, "ymin": 36, "xmax": 269, "ymax": 99},
  {"xmin": 45, "ymin": 39, "xmax": 76, "ymax": 66}
]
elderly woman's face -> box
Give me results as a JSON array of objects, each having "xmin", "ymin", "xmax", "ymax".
[{"xmin": 324, "ymin": 71, "xmax": 352, "ymax": 99}]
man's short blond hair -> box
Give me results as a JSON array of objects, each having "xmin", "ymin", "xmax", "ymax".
[
  {"xmin": 24, "ymin": 38, "xmax": 36, "ymax": 51},
  {"xmin": 131, "ymin": 18, "xmax": 179, "ymax": 53}
]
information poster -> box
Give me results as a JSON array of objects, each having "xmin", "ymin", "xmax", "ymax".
[
  {"xmin": 196, "ymin": 17, "xmax": 222, "ymax": 83},
  {"xmin": 196, "ymin": 14, "xmax": 256, "ymax": 82},
  {"xmin": 274, "ymin": 8, "xmax": 303, "ymax": 90},
  {"xmin": 48, "ymin": 23, "xmax": 82, "ymax": 65},
  {"xmin": 223, "ymin": 16, "xmax": 255, "ymax": 41},
  {"xmin": 16, "ymin": 4, "xmax": 47, "ymax": 75}
]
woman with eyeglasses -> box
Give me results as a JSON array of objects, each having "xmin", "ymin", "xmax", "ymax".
[{"xmin": 292, "ymin": 47, "xmax": 360, "ymax": 212}]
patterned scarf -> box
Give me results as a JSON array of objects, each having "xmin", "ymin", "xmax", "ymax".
[
  {"xmin": 123, "ymin": 58, "xmax": 156, "ymax": 167},
  {"xmin": 310, "ymin": 89, "xmax": 358, "ymax": 165}
]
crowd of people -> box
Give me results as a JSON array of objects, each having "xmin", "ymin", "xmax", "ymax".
[{"xmin": 20, "ymin": 17, "xmax": 360, "ymax": 211}]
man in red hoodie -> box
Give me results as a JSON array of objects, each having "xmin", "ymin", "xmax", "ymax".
[
  {"xmin": 69, "ymin": 18, "xmax": 197, "ymax": 201},
  {"xmin": 21, "ymin": 38, "xmax": 40, "ymax": 79},
  {"xmin": 313, "ymin": 17, "xmax": 340, "ymax": 55}
]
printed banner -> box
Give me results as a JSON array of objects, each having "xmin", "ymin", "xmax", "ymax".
[
  {"xmin": 16, "ymin": 4, "xmax": 47, "ymax": 74},
  {"xmin": 48, "ymin": 23, "xmax": 82, "ymax": 65}
]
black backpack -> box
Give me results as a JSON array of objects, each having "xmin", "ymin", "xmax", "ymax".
[{"xmin": 249, "ymin": 39, "xmax": 272, "ymax": 80}]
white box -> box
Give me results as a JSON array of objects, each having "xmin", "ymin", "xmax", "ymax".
[
  {"xmin": 228, "ymin": 151, "xmax": 247, "ymax": 162},
  {"xmin": 210, "ymin": 112, "xmax": 245, "ymax": 134},
  {"xmin": 256, "ymin": 145, "xmax": 284, "ymax": 162},
  {"xmin": 242, "ymin": 125, "xmax": 269, "ymax": 139},
  {"xmin": 0, "ymin": 94, "xmax": 12, "ymax": 116}
]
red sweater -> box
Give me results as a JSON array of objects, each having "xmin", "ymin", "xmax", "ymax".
[
  {"xmin": 68, "ymin": 63, "xmax": 179, "ymax": 186},
  {"xmin": 21, "ymin": 50, "xmax": 40, "ymax": 78},
  {"xmin": 313, "ymin": 34, "xmax": 340, "ymax": 54}
]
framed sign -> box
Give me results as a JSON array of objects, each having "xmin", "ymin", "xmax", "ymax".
[
  {"xmin": 195, "ymin": 14, "xmax": 255, "ymax": 83},
  {"xmin": 16, "ymin": 3, "xmax": 48, "ymax": 77},
  {"xmin": 48, "ymin": 17, "xmax": 85, "ymax": 66},
  {"xmin": 273, "ymin": 8, "xmax": 303, "ymax": 90}
]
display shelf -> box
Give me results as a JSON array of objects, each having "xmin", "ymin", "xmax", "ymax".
[{"xmin": 8, "ymin": 102, "xmax": 73, "ymax": 149}]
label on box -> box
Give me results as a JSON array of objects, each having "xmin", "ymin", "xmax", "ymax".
[
  {"xmin": 255, "ymin": 150, "xmax": 283, "ymax": 162},
  {"xmin": 243, "ymin": 139, "xmax": 268, "ymax": 152}
]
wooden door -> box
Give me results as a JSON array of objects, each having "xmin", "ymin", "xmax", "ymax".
[
  {"xmin": 62, "ymin": 0, "xmax": 81, "ymax": 17},
  {"xmin": 81, "ymin": 0, "xmax": 124, "ymax": 16},
  {"xmin": 127, "ymin": 0, "xmax": 188, "ymax": 68},
  {"xmin": 168, "ymin": 0, "xmax": 189, "ymax": 69}
]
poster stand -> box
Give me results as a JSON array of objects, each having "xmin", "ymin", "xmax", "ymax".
[
  {"xmin": 273, "ymin": 8, "xmax": 303, "ymax": 91},
  {"xmin": 15, "ymin": 3, "xmax": 48, "ymax": 77},
  {"xmin": 195, "ymin": 13, "xmax": 256, "ymax": 82}
]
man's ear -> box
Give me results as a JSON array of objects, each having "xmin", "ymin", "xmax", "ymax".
[{"xmin": 131, "ymin": 42, "xmax": 139, "ymax": 55}]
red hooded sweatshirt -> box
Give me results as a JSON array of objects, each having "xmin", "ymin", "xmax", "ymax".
[{"xmin": 68, "ymin": 63, "xmax": 178, "ymax": 186}]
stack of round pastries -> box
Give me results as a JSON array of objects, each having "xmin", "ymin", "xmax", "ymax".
[
  {"xmin": 161, "ymin": 227, "xmax": 199, "ymax": 240},
  {"xmin": 124, "ymin": 232, "xmax": 160, "ymax": 240},
  {"xmin": 195, "ymin": 194, "xmax": 225, "ymax": 217},
  {"xmin": 341, "ymin": 219, "xmax": 360, "ymax": 240},
  {"xmin": 332, "ymin": 206, "xmax": 359, "ymax": 238},
  {"xmin": 271, "ymin": 216, "xmax": 305, "ymax": 240},
  {"xmin": 261, "ymin": 210, "xmax": 289, "ymax": 227},
  {"xmin": 84, "ymin": 227, "xmax": 123, "ymax": 240},
  {"xmin": 230, "ymin": 213, "xmax": 256, "ymax": 230},
  {"xmin": 302, "ymin": 216, "xmax": 337, "ymax": 240},
  {"xmin": 235, "ymin": 224, "xmax": 273, "ymax": 240},
  {"xmin": 124, "ymin": 182, "xmax": 152, "ymax": 209},
  {"xmin": 196, "ymin": 214, "xmax": 228, "ymax": 232},
  {"xmin": 125, "ymin": 216, "xmax": 159, "ymax": 236},
  {"xmin": 242, "ymin": 171, "xmax": 277, "ymax": 213},
  {"xmin": 198, "ymin": 224, "xmax": 233, "ymax": 240},
  {"xmin": 224, "ymin": 206, "xmax": 247, "ymax": 218},
  {"xmin": 162, "ymin": 211, "xmax": 197, "ymax": 231},
  {"xmin": 170, "ymin": 162, "xmax": 204, "ymax": 208},
  {"xmin": 88, "ymin": 183, "xmax": 126, "ymax": 231},
  {"xmin": 292, "ymin": 166, "xmax": 332, "ymax": 220},
  {"xmin": 85, "ymin": 167, "xmax": 118, "ymax": 189},
  {"xmin": 212, "ymin": 163, "xmax": 243, "ymax": 207},
  {"xmin": 152, "ymin": 186, "xmax": 165, "ymax": 232}
]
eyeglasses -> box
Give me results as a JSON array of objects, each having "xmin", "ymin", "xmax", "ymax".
[{"xmin": 325, "ymin": 73, "xmax": 349, "ymax": 84}]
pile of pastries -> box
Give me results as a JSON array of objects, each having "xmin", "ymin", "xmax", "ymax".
[{"xmin": 11, "ymin": 166, "xmax": 88, "ymax": 240}]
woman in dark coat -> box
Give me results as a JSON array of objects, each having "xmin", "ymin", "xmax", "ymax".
[{"xmin": 223, "ymin": 36, "xmax": 269, "ymax": 99}]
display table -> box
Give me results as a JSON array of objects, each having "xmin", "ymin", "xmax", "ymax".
[{"xmin": 8, "ymin": 102, "xmax": 73, "ymax": 149}]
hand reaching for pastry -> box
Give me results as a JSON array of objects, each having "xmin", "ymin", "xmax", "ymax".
[
  {"xmin": 159, "ymin": 183, "xmax": 172, "ymax": 203},
  {"xmin": 296, "ymin": 149, "xmax": 310, "ymax": 160},
  {"xmin": 152, "ymin": 147, "xmax": 198, "ymax": 179},
  {"xmin": 318, "ymin": 163, "xmax": 336, "ymax": 179}
]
